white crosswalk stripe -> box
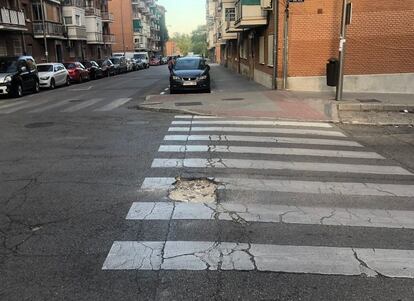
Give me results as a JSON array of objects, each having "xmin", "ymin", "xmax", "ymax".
[
  {"xmin": 0, "ymin": 98, "xmax": 53, "ymax": 114},
  {"xmin": 164, "ymin": 134, "xmax": 364, "ymax": 147},
  {"xmin": 94, "ymin": 98, "xmax": 131, "ymax": 111},
  {"xmin": 168, "ymin": 127, "xmax": 347, "ymax": 137},
  {"xmin": 103, "ymin": 115, "xmax": 414, "ymax": 278},
  {"xmin": 61, "ymin": 98, "xmax": 104, "ymax": 112},
  {"xmin": 0, "ymin": 97, "xmax": 132, "ymax": 114},
  {"xmin": 158, "ymin": 144, "xmax": 385, "ymax": 159}
]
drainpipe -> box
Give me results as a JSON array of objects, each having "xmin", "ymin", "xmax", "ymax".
[
  {"xmin": 40, "ymin": 0, "xmax": 49, "ymax": 62},
  {"xmin": 271, "ymin": 0, "xmax": 279, "ymax": 90},
  {"xmin": 282, "ymin": 1, "xmax": 289, "ymax": 89}
]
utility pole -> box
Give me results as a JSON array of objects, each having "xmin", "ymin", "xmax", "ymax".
[
  {"xmin": 282, "ymin": 1, "xmax": 289, "ymax": 89},
  {"xmin": 120, "ymin": 0, "xmax": 125, "ymax": 54},
  {"xmin": 336, "ymin": 0, "xmax": 349, "ymax": 101},
  {"xmin": 40, "ymin": 0, "xmax": 49, "ymax": 62},
  {"xmin": 272, "ymin": 0, "xmax": 279, "ymax": 90}
]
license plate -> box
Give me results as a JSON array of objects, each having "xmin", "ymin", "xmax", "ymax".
[{"xmin": 183, "ymin": 81, "xmax": 197, "ymax": 86}]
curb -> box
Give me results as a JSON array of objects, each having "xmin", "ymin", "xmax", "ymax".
[{"xmin": 338, "ymin": 103, "xmax": 414, "ymax": 112}]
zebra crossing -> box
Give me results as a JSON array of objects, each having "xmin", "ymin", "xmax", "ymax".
[
  {"xmin": 103, "ymin": 115, "xmax": 414, "ymax": 278},
  {"xmin": 0, "ymin": 97, "xmax": 132, "ymax": 114}
]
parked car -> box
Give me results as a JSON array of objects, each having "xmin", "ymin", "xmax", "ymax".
[
  {"xmin": 134, "ymin": 58, "xmax": 145, "ymax": 70},
  {"xmin": 126, "ymin": 58, "xmax": 134, "ymax": 72},
  {"xmin": 0, "ymin": 56, "xmax": 39, "ymax": 97},
  {"xmin": 150, "ymin": 57, "xmax": 161, "ymax": 66},
  {"xmin": 63, "ymin": 62, "xmax": 90, "ymax": 83},
  {"xmin": 131, "ymin": 58, "xmax": 140, "ymax": 71},
  {"xmin": 170, "ymin": 56, "xmax": 211, "ymax": 94},
  {"xmin": 133, "ymin": 52, "xmax": 149, "ymax": 68},
  {"xmin": 81, "ymin": 60, "xmax": 103, "ymax": 80},
  {"xmin": 37, "ymin": 63, "xmax": 70, "ymax": 89},
  {"xmin": 97, "ymin": 59, "xmax": 116, "ymax": 77},
  {"xmin": 161, "ymin": 57, "xmax": 168, "ymax": 65},
  {"xmin": 110, "ymin": 56, "xmax": 127, "ymax": 74}
]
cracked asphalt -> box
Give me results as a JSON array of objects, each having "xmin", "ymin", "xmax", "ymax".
[{"xmin": 1, "ymin": 65, "xmax": 414, "ymax": 300}]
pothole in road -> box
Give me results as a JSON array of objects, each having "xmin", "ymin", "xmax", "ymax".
[
  {"xmin": 24, "ymin": 122, "xmax": 55, "ymax": 128},
  {"xmin": 169, "ymin": 177, "xmax": 218, "ymax": 203}
]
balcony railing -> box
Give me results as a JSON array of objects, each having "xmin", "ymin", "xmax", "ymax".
[
  {"xmin": 85, "ymin": 7, "xmax": 101, "ymax": 16},
  {"xmin": 235, "ymin": 0, "xmax": 267, "ymax": 28},
  {"xmin": 101, "ymin": 11, "xmax": 114, "ymax": 22},
  {"xmin": 63, "ymin": 0, "xmax": 85, "ymax": 8},
  {"xmin": 103, "ymin": 34, "xmax": 115, "ymax": 44},
  {"xmin": 33, "ymin": 21, "xmax": 65, "ymax": 38},
  {"xmin": 66, "ymin": 25, "xmax": 87, "ymax": 40},
  {"xmin": 87, "ymin": 31, "xmax": 103, "ymax": 43},
  {"xmin": 0, "ymin": 8, "xmax": 26, "ymax": 30}
]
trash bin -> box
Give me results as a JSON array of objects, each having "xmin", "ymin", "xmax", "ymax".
[{"xmin": 326, "ymin": 58, "xmax": 339, "ymax": 87}]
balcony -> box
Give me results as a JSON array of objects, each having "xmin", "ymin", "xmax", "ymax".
[
  {"xmin": 103, "ymin": 34, "xmax": 115, "ymax": 44},
  {"xmin": 101, "ymin": 11, "xmax": 114, "ymax": 22},
  {"xmin": 63, "ymin": 0, "xmax": 85, "ymax": 8},
  {"xmin": 0, "ymin": 8, "xmax": 27, "ymax": 31},
  {"xmin": 33, "ymin": 21, "xmax": 66, "ymax": 39},
  {"xmin": 235, "ymin": 0, "xmax": 267, "ymax": 29},
  {"xmin": 85, "ymin": 7, "xmax": 101, "ymax": 16},
  {"xmin": 66, "ymin": 25, "xmax": 87, "ymax": 40},
  {"xmin": 87, "ymin": 31, "xmax": 103, "ymax": 44}
]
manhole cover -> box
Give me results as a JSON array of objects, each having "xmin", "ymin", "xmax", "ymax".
[
  {"xmin": 222, "ymin": 98, "xmax": 244, "ymax": 101},
  {"xmin": 357, "ymin": 99, "xmax": 381, "ymax": 103},
  {"xmin": 24, "ymin": 122, "xmax": 55, "ymax": 128},
  {"xmin": 175, "ymin": 102, "xmax": 203, "ymax": 107},
  {"xmin": 69, "ymin": 99, "xmax": 84, "ymax": 103},
  {"xmin": 169, "ymin": 177, "xmax": 218, "ymax": 203}
]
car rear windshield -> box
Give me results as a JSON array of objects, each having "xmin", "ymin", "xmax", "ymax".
[
  {"xmin": 0, "ymin": 59, "xmax": 18, "ymax": 73},
  {"xmin": 133, "ymin": 54, "xmax": 146, "ymax": 60},
  {"xmin": 174, "ymin": 59, "xmax": 203, "ymax": 70},
  {"xmin": 37, "ymin": 65, "xmax": 53, "ymax": 72},
  {"xmin": 63, "ymin": 63, "xmax": 76, "ymax": 69}
]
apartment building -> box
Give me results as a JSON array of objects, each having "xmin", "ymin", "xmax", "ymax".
[
  {"xmin": 108, "ymin": 0, "xmax": 166, "ymax": 55},
  {"xmin": 1, "ymin": 0, "xmax": 115, "ymax": 62},
  {"xmin": 207, "ymin": 0, "xmax": 414, "ymax": 93}
]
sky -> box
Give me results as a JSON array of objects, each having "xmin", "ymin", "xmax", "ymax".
[{"xmin": 157, "ymin": 0, "xmax": 206, "ymax": 35}]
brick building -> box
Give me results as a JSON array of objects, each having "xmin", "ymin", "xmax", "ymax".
[
  {"xmin": 0, "ymin": 0, "xmax": 115, "ymax": 63},
  {"xmin": 165, "ymin": 40, "xmax": 181, "ymax": 56},
  {"xmin": 108, "ymin": 0, "xmax": 166, "ymax": 55},
  {"xmin": 207, "ymin": 0, "xmax": 414, "ymax": 93}
]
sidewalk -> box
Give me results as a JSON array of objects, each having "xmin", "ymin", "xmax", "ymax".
[{"xmin": 139, "ymin": 65, "xmax": 414, "ymax": 125}]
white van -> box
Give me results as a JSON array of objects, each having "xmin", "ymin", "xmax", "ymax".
[{"xmin": 113, "ymin": 52, "xmax": 149, "ymax": 68}]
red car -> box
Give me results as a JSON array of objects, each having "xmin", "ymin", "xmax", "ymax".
[
  {"xmin": 63, "ymin": 62, "xmax": 90, "ymax": 83},
  {"xmin": 149, "ymin": 57, "xmax": 160, "ymax": 66}
]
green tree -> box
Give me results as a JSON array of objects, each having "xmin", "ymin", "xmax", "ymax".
[
  {"xmin": 190, "ymin": 25, "xmax": 208, "ymax": 56},
  {"xmin": 172, "ymin": 33, "xmax": 192, "ymax": 56}
]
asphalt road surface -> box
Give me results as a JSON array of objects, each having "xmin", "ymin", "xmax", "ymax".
[{"xmin": 1, "ymin": 65, "xmax": 414, "ymax": 301}]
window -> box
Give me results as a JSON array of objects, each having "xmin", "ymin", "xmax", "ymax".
[
  {"xmin": 242, "ymin": 38, "xmax": 248, "ymax": 59},
  {"xmin": 225, "ymin": 8, "xmax": 235, "ymax": 21},
  {"xmin": 13, "ymin": 39, "xmax": 22, "ymax": 56},
  {"xmin": 267, "ymin": 34, "xmax": 274, "ymax": 67},
  {"xmin": 32, "ymin": 3, "xmax": 43, "ymax": 21},
  {"xmin": 64, "ymin": 16, "xmax": 72, "ymax": 25},
  {"xmin": 259, "ymin": 36, "xmax": 265, "ymax": 64},
  {"xmin": 0, "ymin": 40, "xmax": 7, "ymax": 56},
  {"xmin": 75, "ymin": 15, "xmax": 80, "ymax": 26}
]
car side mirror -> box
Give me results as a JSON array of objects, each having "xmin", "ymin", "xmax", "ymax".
[{"xmin": 19, "ymin": 66, "xmax": 27, "ymax": 73}]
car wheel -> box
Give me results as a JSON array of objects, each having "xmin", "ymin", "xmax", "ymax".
[
  {"xmin": 13, "ymin": 83, "xmax": 23, "ymax": 98},
  {"xmin": 170, "ymin": 88, "xmax": 175, "ymax": 94},
  {"xmin": 66, "ymin": 76, "xmax": 71, "ymax": 86},
  {"xmin": 79, "ymin": 75, "xmax": 83, "ymax": 83},
  {"xmin": 33, "ymin": 81, "xmax": 40, "ymax": 93},
  {"xmin": 50, "ymin": 78, "xmax": 55, "ymax": 89}
]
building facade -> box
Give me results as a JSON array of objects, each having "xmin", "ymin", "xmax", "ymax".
[
  {"xmin": 0, "ymin": 0, "xmax": 115, "ymax": 62},
  {"xmin": 108, "ymin": 0, "xmax": 166, "ymax": 55},
  {"xmin": 206, "ymin": 0, "xmax": 414, "ymax": 93}
]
